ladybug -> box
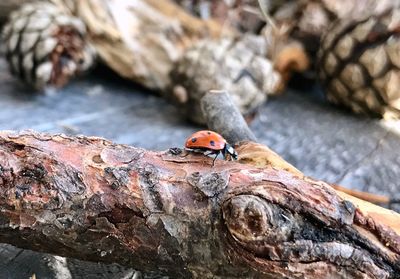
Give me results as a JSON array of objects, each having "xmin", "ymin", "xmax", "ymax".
[{"xmin": 185, "ymin": 130, "xmax": 238, "ymax": 166}]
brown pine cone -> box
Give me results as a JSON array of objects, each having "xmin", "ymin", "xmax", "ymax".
[
  {"xmin": 318, "ymin": 8, "xmax": 400, "ymax": 119},
  {"xmin": 2, "ymin": 1, "xmax": 95, "ymax": 90}
]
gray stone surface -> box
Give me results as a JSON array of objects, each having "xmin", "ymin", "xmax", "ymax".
[
  {"xmin": 253, "ymin": 91, "xmax": 400, "ymax": 198},
  {"xmin": 0, "ymin": 57, "xmax": 400, "ymax": 278}
]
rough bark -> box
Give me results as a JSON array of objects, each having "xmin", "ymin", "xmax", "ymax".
[{"xmin": 0, "ymin": 130, "xmax": 399, "ymax": 278}]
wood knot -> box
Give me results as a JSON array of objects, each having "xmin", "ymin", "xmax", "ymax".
[
  {"xmin": 222, "ymin": 195, "xmax": 295, "ymax": 244},
  {"xmin": 223, "ymin": 195, "xmax": 273, "ymax": 241}
]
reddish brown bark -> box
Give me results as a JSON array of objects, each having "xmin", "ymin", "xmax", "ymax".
[{"xmin": 0, "ymin": 130, "xmax": 399, "ymax": 278}]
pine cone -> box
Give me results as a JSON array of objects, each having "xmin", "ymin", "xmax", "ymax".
[
  {"xmin": 2, "ymin": 1, "xmax": 95, "ymax": 90},
  {"xmin": 169, "ymin": 35, "xmax": 282, "ymax": 124},
  {"xmin": 318, "ymin": 8, "xmax": 400, "ymax": 119}
]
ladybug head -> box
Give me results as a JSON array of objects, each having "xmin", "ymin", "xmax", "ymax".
[{"xmin": 223, "ymin": 143, "xmax": 238, "ymax": 161}]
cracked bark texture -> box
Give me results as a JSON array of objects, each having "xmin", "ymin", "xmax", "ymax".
[{"xmin": 0, "ymin": 131, "xmax": 399, "ymax": 278}]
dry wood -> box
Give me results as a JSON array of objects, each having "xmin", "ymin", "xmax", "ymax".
[
  {"xmin": 0, "ymin": 126, "xmax": 399, "ymax": 279},
  {"xmin": 331, "ymin": 184, "xmax": 399, "ymax": 206},
  {"xmin": 201, "ymin": 90, "xmax": 257, "ymax": 143},
  {"xmin": 54, "ymin": 0, "xmax": 232, "ymax": 92}
]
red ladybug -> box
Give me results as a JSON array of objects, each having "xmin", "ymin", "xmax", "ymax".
[{"xmin": 185, "ymin": 130, "xmax": 238, "ymax": 165}]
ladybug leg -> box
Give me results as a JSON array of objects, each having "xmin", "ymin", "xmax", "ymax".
[
  {"xmin": 212, "ymin": 151, "xmax": 219, "ymax": 167},
  {"xmin": 221, "ymin": 148, "xmax": 227, "ymax": 160},
  {"xmin": 181, "ymin": 148, "xmax": 191, "ymax": 157}
]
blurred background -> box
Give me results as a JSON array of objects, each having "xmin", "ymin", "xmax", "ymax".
[{"xmin": 0, "ymin": 0, "xmax": 400, "ymax": 278}]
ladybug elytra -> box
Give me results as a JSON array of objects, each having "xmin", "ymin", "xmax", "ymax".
[{"xmin": 185, "ymin": 130, "xmax": 238, "ymax": 166}]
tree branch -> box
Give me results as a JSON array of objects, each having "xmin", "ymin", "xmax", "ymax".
[
  {"xmin": 201, "ymin": 90, "xmax": 257, "ymax": 144},
  {"xmin": 0, "ymin": 130, "xmax": 399, "ymax": 278}
]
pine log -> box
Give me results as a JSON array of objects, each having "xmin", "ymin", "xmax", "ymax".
[{"xmin": 0, "ymin": 129, "xmax": 399, "ymax": 278}]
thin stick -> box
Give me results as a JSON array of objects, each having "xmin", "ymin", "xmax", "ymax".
[
  {"xmin": 200, "ymin": 90, "xmax": 257, "ymax": 144},
  {"xmin": 331, "ymin": 184, "xmax": 400, "ymax": 206}
]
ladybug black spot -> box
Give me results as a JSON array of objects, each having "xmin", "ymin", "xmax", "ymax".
[
  {"xmin": 210, "ymin": 140, "xmax": 215, "ymax": 146},
  {"xmin": 191, "ymin": 138, "xmax": 197, "ymax": 143},
  {"xmin": 207, "ymin": 132, "xmax": 211, "ymax": 135}
]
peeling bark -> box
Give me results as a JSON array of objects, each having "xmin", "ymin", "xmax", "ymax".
[{"xmin": 0, "ymin": 130, "xmax": 399, "ymax": 278}]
